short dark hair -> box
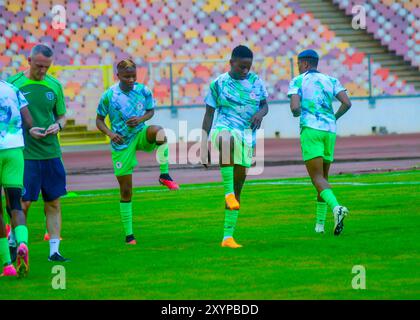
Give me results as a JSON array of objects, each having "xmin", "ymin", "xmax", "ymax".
[
  {"xmin": 116, "ymin": 59, "xmax": 136, "ymax": 72},
  {"xmin": 298, "ymin": 57, "xmax": 318, "ymax": 68},
  {"xmin": 30, "ymin": 44, "xmax": 54, "ymax": 58},
  {"xmin": 231, "ymin": 45, "xmax": 253, "ymax": 60}
]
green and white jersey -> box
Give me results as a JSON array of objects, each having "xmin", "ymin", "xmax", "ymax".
[
  {"xmin": 288, "ymin": 70, "xmax": 346, "ymax": 133},
  {"xmin": 0, "ymin": 80, "xmax": 28, "ymax": 150},
  {"xmin": 205, "ymin": 72, "xmax": 268, "ymax": 146},
  {"xmin": 97, "ymin": 82, "xmax": 155, "ymax": 151},
  {"xmin": 7, "ymin": 72, "xmax": 66, "ymax": 159}
]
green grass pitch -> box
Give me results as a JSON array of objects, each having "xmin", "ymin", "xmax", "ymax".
[{"xmin": 1, "ymin": 170, "xmax": 419, "ymax": 299}]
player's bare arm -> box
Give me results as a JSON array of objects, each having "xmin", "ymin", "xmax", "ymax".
[
  {"xmin": 20, "ymin": 106, "xmax": 33, "ymax": 129},
  {"xmin": 45, "ymin": 115, "xmax": 66, "ymax": 135},
  {"xmin": 250, "ymin": 99, "xmax": 268, "ymax": 130},
  {"xmin": 290, "ymin": 94, "xmax": 301, "ymax": 117},
  {"xmin": 55, "ymin": 115, "xmax": 66, "ymax": 131},
  {"xmin": 201, "ymin": 105, "xmax": 215, "ymax": 167},
  {"xmin": 96, "ymin": 114, "xmax": 124, "ymax": 145},
  {"xmin": 126, "ymin": 109, "xmax": 154, "ymax": 127},
  {"xmin": 334, "ymin": 91, "xmax": 352, "ymax": 120}
]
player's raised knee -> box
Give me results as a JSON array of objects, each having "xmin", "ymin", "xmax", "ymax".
[{"xmin": 148, "ymin": 125, "xmax": 166, "ymax": 145}]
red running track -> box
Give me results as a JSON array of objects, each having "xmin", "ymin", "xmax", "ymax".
[{"xmin": 63, "ymin": 133, "xmax": 420, "ymax": 191}]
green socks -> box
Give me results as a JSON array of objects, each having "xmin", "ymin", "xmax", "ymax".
[
  {"xmin": 44, "ymin": 214, "xmax": 48, "ymax": 236},
  {"xmin": 220, "ymin": 166, "xmax": 238, "ymax": 239},
  {"xmin": 119, "ymin": 201, "xmax": 133, "ymax": 236},
  {"xmin": 14, "ymin": 225, "xmax": 28, "ymax": 245},
  {"xmin": 0, "ymin": 238, "xmax": 11, "ymax": 266},
  {"xmin": 320, "ymin": 189, "xmax": 340, "ymax": 210},
  {"xmin": 316, "ymin": 202, "xmax": 327, "ymax": 225},
  {"xmin": 220, "ymin": 166, "xmax": 235, "ymax": 196},
  {"xmin": 223, "ymin": 209, "xmax": 239, "ymax": 239},
  {"xmin": 157, "ymin": 143, "xmax": 169, "ymax": 175}
]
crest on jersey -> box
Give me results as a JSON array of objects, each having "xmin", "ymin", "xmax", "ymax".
[{"xmin": 46, "ymin": 92, "xmax": 54, "ymax": 101}]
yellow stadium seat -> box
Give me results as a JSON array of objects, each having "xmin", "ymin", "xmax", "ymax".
[
  {"xmin": 6, "ymin": 2, "xmax": 21, "ymax": 14},
  {"xmin": 64, "ymin": 87, "xmax": 75, "ymax": 100},
  {"xmin": 203, "ymin": 35, "xmax": 217, "ymax": 45},
  {"xmin": 106, "ymin": 26, "xmax": 119, "ymax": 37},
  {"xmin": 95, "ymin": 2, "xmax": 108, "ymax": 14},
  {"xmin": 202, "ymin": 5, "xmax": 213, "ymax": 14},
  {"xmin": 337, "ymin": 42, "xmax": 350, "ymax": 51},
  {"xmin": 88, "ymin": 7, "xmax": 102, "ymax": 18},
  {"xmin": 185, "ymin": 30, "xmax": 198, "ymax": 39}
]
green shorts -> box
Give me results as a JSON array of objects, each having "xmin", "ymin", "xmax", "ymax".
[
  {"xmin": 211, "ymin": 127, "xmax": 253, "ymax": 168},
  {"xmin": 300, "ymin": 127, "xmax": 336, "ymax": 162},
  {"xmin": 111, "ymin": 125, "xmax": 158, "ymax": 176},
  {"xmin": 0, "ymin": 147, "xmax": 24, "ymax": 188}
]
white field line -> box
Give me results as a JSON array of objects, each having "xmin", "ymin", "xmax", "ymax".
[{"xmin": 66, "ymin": 180, "xmax": 420, "ymax": 199}]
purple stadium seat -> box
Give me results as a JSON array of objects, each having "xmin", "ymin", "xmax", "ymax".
[{"xmin": 333, "ymin": 0, "xmax": 420, "ymax": 68}]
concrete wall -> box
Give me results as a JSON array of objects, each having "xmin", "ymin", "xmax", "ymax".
[{"xmin": 149, "ymin": 97, "xmax": 420, "ymax": 141}]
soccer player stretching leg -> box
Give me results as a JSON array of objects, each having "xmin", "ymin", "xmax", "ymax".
[
  {"xmin": 201, "ymin": 45, "xmax": 269, "ymax": 248},
  {"xmin": 288, "ymin": 49, "xmax": 352, "ymax": 235},
  {"xmin": 96, "ymin": 59, "xmax": 179, "ymax": 245}
]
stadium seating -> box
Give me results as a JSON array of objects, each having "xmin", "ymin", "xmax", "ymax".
[
  {"xmin": 333, "ymin": 0, "xmax": 420, "ymax": 68},
  {"xmin": 0, "ymin": 0, "xmax": 418, "ymax": 128}
]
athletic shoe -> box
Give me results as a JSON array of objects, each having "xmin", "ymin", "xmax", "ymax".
[
  {"xmin": 159, "ymin": 174, "xmax": 180, "ymax": 190},
  {"xmin": 125, "ymin": 234, "xmax": 137, "ymax": 245},
  {"xmin": 333, "ymin": 206, "xmax": 349, "ymax": 236},
  {"xmin": 225, "ymin": 193, "xmax": 240, "ymax": 210},
  {"xmin": 5, "ymin": 224, "xmax": 11, "ymax": 238},
  {"xmin": 315, "ymin": 223, "xmax": 325, "ymax": 233},
  {"xmin": 44, "ymin": 233, "xmax": 63, "ymax": 241},
  {"xmin": 0, "ymin": 264, "xmax": 17, "ymax": 277},
  {"xmin": 16, "ymin": 243, "xmax": 29, "ymax": 278},
  {"xmin": 221, "ymin": 237, "xmax": 243, "ymax": 248},
  {"xmin": 48, "ymin": 252, "xmax": 70, "ymax": 262}
]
